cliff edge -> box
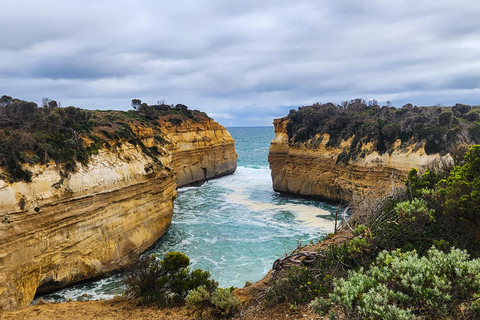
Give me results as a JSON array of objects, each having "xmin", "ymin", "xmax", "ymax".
[
  {"xmin": 0, "ymin": 98, "xmax": 236, "ymax": 310},
  {"xmin": 269, "ymin": 101, "xmax": 480, "ymax": 203},
  {"xmin": 160, "ymin": 117, "xmax": 237, "ymax": 187}
]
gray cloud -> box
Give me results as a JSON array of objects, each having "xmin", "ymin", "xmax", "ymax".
[{"xmin": 1, "ymin": 0, "xmax": 480, "ymax": 126}]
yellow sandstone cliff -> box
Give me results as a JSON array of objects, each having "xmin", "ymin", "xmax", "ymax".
[
  {"xmin": 268, "ymin": 117, "xmax": 444, "ymax": 203},
  {"xmin": 160, "ymin": 118, "xmax": 237, "ymax": 187},
  {"xmin": 0, "ymin": 118, "xmax": 236, "ymax": 311}
]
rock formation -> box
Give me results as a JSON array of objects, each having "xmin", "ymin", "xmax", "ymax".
[
  {"xmin": 160, "ymin": 118, "xmax": 237, "ymax": 187},
  {"xmin": 0, "ymin": 117, "xmax": 236, "ymax": 310},
  {"xmin": 269, "ymin": 117, "xmax": 444, "ymax": 204}
]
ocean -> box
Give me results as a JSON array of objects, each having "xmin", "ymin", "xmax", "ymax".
[{"xmin": 38, "ymin": 126, "xmax": 340, "ymax": 302}]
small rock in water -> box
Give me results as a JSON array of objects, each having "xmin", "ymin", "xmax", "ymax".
[{"xmin": 82, "ymin": 293, "xmax": 88, "ymax": 297}]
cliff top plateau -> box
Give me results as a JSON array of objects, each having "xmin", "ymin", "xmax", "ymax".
[
  {"xmin": 285, "ymin": 99, "xmax": 480, "ymax": 162},
  {"xmin": 0, "ymin": 96, "xmax": 213, "ymax": 183}
]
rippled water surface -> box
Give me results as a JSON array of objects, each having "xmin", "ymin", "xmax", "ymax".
[{"xmin": 39, "ymin": 126, "xmax": 339, "ymax": 302}]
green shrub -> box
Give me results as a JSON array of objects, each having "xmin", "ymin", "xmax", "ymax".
[
  {"xmin": 168, "ymin": 117, "xmax": 183, "ymax": 125},
  {"xmin": 124, "ymin": 252, "xmax": 216, "ymax": 306},
  {"xmin": 326, "ymin": 247, "xmax": 480, "ymax": 319},
  {"xmin": 310, "ymin": 297, "xmax": 332, "ymax": 316},
  {"xmin": 186, "ymin": 285, "xmax": 241, "ymax": 317},
  {"xmin": 185, "ymin": 285, "xmax": 212, "ymax": 317},
  {"xmin": 394, "ymin": 198, "xmax": 435, "ymax": 222},
  {"xmin": 264, "ymin": 266, "xmax": 326, "ymax": 307},
  {"xmin": 211, "ymin": 287, "xmax": 241, "ymax": 316},
  {"xmin": 314, "ymin": 227, "xmax": 376, "ymax": 283},
  {"xmin": 440, "ymin": 145, "xmax": 480, "ymax": 225}
]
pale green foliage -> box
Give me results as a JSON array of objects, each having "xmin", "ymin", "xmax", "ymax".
[
  {"xmin": 351, "ymin": 224, "xmax": 368, "ymax": 236},
  {"xmin": 185, "ymin": 285, "xmax": 211, "ymax": 317},
  {"xmin": 185, "ymin": 286, "xmax": 241, "ymax": 317},
  {"xmin": 394, "ymin": 198, "xmax": 435, "ymax": 222},
  {"xmin": 186, "ymin": 285, "xmax": 210, "ymax": 306},
  {"xmin": 211, "ymin": 287, "xmax": 241, "ymax": 316},
  {"xmin": 327, "ymin": 247, "xmax": 480, "ymax": 319},
  {"xmin": 310, "ymin": 297, "xmax": 331, "ymax": 316}
]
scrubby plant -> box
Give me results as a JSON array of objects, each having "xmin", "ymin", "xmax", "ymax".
[
  {"xmin": 124, "ymin": 252, "xmax": 216, "ymax": 306},
  {"xmin": 439, "ymin": 145, "xmax": 480, "ymax": 224},
  {"xmin": 185, "ymin": 285, "xmax": 212, "ymax": 317},
  {"xmin": 264, "ymin": 266, "xmax": 326, "ymax": 307},
  {"xmin": 310, "ymin": 297, "xmax": 332, "ymax": 316},
  {"xmin": 317, "ymin": 225, "xmax": 376, "ymax": 279},
  {"xmin": 323, "ymin": 247, "xmax": 480, "ymax": 319},
  {"xmin": 211, "ymin": 287, "xmax": 241, "ymax": 316},
  {"xmin": 186, "ymin": 286, "xmax": 241, "ymax": 317}
]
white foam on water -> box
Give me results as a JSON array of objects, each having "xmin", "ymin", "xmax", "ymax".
[
  {"xmin": 35, "ymin": 275, "xmax": 124, "ymax": 304},
  {"xmin": 222, "ymin": 167, "xmax": 335, "ymax": 231}
]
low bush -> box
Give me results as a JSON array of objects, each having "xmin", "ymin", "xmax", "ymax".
[
  {"xmin": 186, "ymin": 286, "xmax": 241, "ymax": 317},
  {"xmin": 211, "ymin": 287, "xmax": 241, "ymax": 316},
  {"xmin": 185, "ymin": 285, "xmax": 212, "ymax": 317},
  {"xmin": 264, "ymin": 266, "xmax": 326, "ymax": 307},
  {"xmin": 319, "ymin": 247, "xmax": 480, "ymax": 319},
  {"xmin": 124, "ymin": 252, "xmax": 216, "ymax": 306}
]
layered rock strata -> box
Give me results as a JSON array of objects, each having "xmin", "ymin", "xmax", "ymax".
[
  {"xmin": 0, "ymin": 118, "xmax": 236, "ymax": 310},
  {"xmin": 269, "ymin": 117, "xmax": 444, "ymax": 204},
  {"xmin": 160, "ymin": 118, "xmax": 237, "ymax": 187}
]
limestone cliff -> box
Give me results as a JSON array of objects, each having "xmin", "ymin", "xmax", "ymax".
[
  {"xmin": 0, "ymin": 116, "xmax": 236, "ymax": 310},
  {"xmin": 159, "ymin": 118, "xmax": 237, "ymax": 187},
  {"xmin": 269, "ymin": 117, "xmax": 446, "ymax": 203}
]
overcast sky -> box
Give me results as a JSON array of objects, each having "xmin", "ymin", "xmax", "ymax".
[{"xmin": 1, "ymin": 1, "xmax": 480, "ymax": 126}]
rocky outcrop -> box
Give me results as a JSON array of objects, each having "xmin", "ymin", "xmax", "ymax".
[
  {"xmin": 0, "ymin": 118, "xmax": 236, "ymax": 310},
  {"xmin": 160, "ymin": 118, "xmax": 237, "ymax": 187},
  {"xmin": 268, "ymin": 117, "xmax": 444, "ymax": 204}
]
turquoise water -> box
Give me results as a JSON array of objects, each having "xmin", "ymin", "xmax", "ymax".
[{"xmin": 38, "ymin": 126, "xmax": 340, "ymax": 302}]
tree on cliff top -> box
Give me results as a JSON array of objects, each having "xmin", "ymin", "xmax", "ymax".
[
  {"xmin": 130, "ymin": 98, "xmax": 210, "ymax": 122},
  {"xmin": 131, "ymin": 98, "xmax": 142, "ymax": 110}
]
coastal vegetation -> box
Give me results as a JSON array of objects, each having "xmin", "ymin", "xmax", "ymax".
[
  {"xmin": 125, "ymin": 252, "xmax": 240, "ymax": 317},
  {"xmin": 262, "ymin": 144, "xmax": 480, "ymax": 319},
  {"xmin": 119, "ymin": 144, "xmax": 480, "ymax": 318},
  {"xmin": 285, "ymin": 99, "xmax": 480, "ymax": 164},
  {"xmin": 0, "ymin": 95, "xmax": 208, "ymax": 182}
]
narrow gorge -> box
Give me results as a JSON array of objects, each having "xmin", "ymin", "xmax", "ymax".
[{"xmin": 0, "ymin": 102, "xmax": 236, "ymax": 311}]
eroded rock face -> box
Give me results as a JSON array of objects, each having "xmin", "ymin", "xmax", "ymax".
[
  {"xmin": 160, "ymin": 118, "xmax": 237, "ymax": 187},
  {"xmin": 0, "ymin": 144, "xmax": 175, "ymax": 311},
  {"xmin": 268, "ymin": 117, "xmax": 444, "ymax": 203},
  {"xmin": 0, "ymin": 118, "xmax": 237, "ymax": 310}
]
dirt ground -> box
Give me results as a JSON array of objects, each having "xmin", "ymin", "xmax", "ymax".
[{"xmin": 0, "ymin": 297, "xmax": 325, "ymax": 320}]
